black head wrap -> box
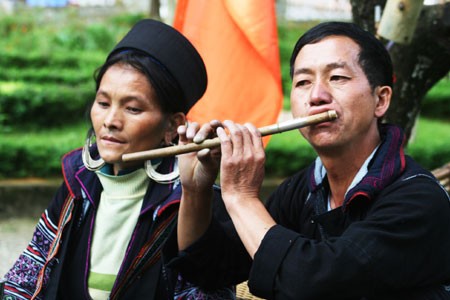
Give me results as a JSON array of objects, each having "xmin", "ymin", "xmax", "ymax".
[{"xmin": 108, "ymin": 19, "xmax": 207, "ymax": 113}]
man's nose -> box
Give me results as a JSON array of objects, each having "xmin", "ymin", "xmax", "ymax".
[{"xmin": 309, "ymin": 81, "xmax": 332, "ymax": 106}]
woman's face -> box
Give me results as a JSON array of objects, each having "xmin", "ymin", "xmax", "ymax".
[{"xmin": 91, "ymin": 63, "xmax": 182, "ymax": 174}]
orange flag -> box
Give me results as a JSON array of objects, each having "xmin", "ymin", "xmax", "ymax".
[{"xmin": 174, "ymin": 0, "xmax": 283, "ymax": 145}]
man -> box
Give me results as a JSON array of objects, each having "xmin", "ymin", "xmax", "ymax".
[{"xmin": 173, "ymin": 22, "xmax": 450, "ymax": 299}]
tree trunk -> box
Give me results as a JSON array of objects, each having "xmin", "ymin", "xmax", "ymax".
[
  {"xmin": 149, "ymin": 0, "xmax": 161, "ymax": 20},
  {"xmin": 350, "ymin": 1, "xmax": 450, "ymax": 143}
]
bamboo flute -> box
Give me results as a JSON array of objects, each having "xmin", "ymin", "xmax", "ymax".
[{"xmin": 122, "ymin": 110, "xmax": 337, "ymax": 162}]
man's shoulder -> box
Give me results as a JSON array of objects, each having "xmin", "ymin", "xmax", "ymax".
[
  {"xmin": 382, "ymin": 155, "xmax": 450, "ymax": 203},
  {"xmin": 402, "ymin": 155, "xmax": 434, "ymax": 177},
  {"xmin": 401, "ymin": 156, "xmax": 446, "ymax": 191}
]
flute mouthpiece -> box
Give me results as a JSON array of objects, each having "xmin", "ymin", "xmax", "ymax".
[{"xmin": 328, "ymin": 110, "xmax": 338, "ymax": 119}]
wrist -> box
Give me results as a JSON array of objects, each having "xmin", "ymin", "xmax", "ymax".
[
  {"xmin": 223, "ymin": 193, "xmax": 260, "ymax": 212},
  {"xmin": 182, "ymin": 185, "xmax": 214, "ymax": 202}
]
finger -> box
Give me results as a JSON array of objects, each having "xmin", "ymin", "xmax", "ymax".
[
  {"xmin": 193, "ymin": 120, "xmax": 221, "ymax": 144},
  {"xmin": 197, "ymin": 147, "xmax": 220, "ymax": 164},
  {"xmin": 197, "ymin": 148, "xmax": 211, "ymax": 159},
  {"xmin": 222, "ymin": 120, "xmax": 243, "ymax": 154},
  {"xmin": 177, "ymin": 124, "xmax": 188, "ymax": 144},
  {"xmin": 238, "ymin": 123, "xmax": 253, "ymax": 154},
  {"xmin": 217, "ymin": 126, "xmax": 232, "ymax": 155},
  {"xmin": 209, "ymin": 119, "xmax": 222, "ymax": 128},
  {"xmin": 197, "ymin": 148, "xmax": 221, "ymax": 175},
  {"xmin": 185, "ymin": 122, "xmax": 200, "ymax": 140},
  {"xmin": 244, "ymin": 123, "xmax": 263, "ymax": 148},
  {"xmin": 245, "ymin": 123, "xmax": 265, "ymax": 164}
]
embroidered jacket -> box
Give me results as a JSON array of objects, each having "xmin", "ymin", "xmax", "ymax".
[{"xmin": 3, "ymin": 148, "xmax": 183, "ymax": 299}]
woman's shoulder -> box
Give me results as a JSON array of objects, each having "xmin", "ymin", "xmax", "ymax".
[{"xmin": 61, "ymin": 147, "xmax": 84, "ymax": 169}]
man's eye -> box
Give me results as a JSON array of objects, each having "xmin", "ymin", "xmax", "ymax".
[
  {"xmin": 295, "ymin": 80, "xmax": 309, "ymax": 87},
  {"xmin": 127, "ymin": 107, "xmax": 142, "ymax": 113},
  {"xmin": 330, "ymin": 75, "xmax": 349, "ymax": 81}
]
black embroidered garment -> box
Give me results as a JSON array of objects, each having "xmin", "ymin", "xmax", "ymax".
[{"xmin": 173, "ymin": 124, "xmax": 450, "ymax": 300}]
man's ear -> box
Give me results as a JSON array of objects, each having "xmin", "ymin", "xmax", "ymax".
[
  {"xmin": 374, "ymin": 86, "xmax": 392, "ymax": 118},
  {"xmin": 164, "ymin": 112, "xmax": 186, "ymax": 144}
]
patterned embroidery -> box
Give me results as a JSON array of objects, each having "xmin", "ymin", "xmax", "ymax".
[
  {"xmin": 174, "ymin": 275, "xmax": 236, "ymax": 300},
  {"xmin": 3, "ymin": 207, "xmax": 59, "ymax": 299}
]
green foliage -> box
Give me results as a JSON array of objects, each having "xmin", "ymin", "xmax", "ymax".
[
  {"xmin": 0, "ymin": 81, "xmax": 94, "ymax": 130},
  {"xmin": 0, "ymin": 123, "xmax": 88, "ymax": 178},
  {"xmin": 265, "ymin": 132, "xmax": 315, "ymax": 177},
  {"xmin": 405, "ymin": 118, "xmax": 450, "ymax": 169},
  {"xmin": 0, "ymin": 11, "xmax": 123, "ymax": 131},
  {"xmin": 277, "ymin": 21, "xmax": 320, "ymax": 110},
  {"xmin": 422, "ymin": 77, "xmax": 450, "ymax": 119},
  {"xmin": 52, "ymin": 23, "xmax": 116, "ymax": 51},
  {"xmin": 0, "ymin": 66, "xmax": 92, "ymax": 84},
  {"xmin": 0, "ymin": 50, "xmax": 104, "ymax": 69}
]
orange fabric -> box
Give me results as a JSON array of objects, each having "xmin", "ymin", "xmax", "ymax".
[{"xmin": 174, "ymin": 0, "xmax": 283, "ymax": 146}]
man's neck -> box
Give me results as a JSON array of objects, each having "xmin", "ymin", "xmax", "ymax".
[{"xmin": 319, "ymin": 137, "xmax": 381, "ymax": 208}]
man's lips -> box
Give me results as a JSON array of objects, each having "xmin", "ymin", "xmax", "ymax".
[{"xmin": 308, "ymin": 107, "xmax": 336, "ymax": 117}]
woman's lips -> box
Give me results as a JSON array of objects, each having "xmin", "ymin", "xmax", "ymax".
[{"xmin": 101, "ymin": 136, "xmax": 125, "ymax": 144}]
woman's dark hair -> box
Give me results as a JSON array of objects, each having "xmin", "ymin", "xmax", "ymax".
[
  {"xmin": 290, "ymin": 21, "xmax": 393, "ymax": 90},
  {"xmin": 93, "ymin": 50, "xmax": 186, "ymax": 115}
]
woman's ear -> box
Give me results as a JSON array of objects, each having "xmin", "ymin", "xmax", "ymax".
[
  {"xmin": 374, "ymin": 86, "xmax": 392, "ymax": 118},
  {"xmin": 164, "ymin": 112, "xmax": 186, "ymax": 144}
]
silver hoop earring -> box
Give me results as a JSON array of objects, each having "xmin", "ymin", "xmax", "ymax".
[
  {"xmin": 145, "ymin": 159, "xmax": 179, "ymax": 184},
  {"xmin": 82, "ymin": 129, "xmax": 105, "ymax": 171}
]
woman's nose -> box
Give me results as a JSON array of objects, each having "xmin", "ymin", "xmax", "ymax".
[{"xmin": 103, "ymin": 108, "xmax": 122, "ymax": 130}]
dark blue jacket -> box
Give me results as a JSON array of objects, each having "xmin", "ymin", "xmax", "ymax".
[{"xmin": 174, "ymin": 125, "xmax": 450, "ymax": 300}]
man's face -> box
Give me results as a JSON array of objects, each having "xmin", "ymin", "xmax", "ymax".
[{"xmin": 290, "ymin": 35, "xmax": 388, "ymax": 154}]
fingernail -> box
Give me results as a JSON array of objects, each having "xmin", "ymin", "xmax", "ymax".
[{"xmin": 193, "ymin": 135, "xmax": 204, "ymax": 144}]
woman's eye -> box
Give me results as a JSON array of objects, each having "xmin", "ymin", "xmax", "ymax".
[{"xmin": 96, "ymin": 100, "xmax": 109, "ymax": 108}]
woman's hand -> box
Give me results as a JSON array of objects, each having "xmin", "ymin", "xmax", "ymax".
[
  {"xmin": 176, "ymin": 120, "xmax": 223, "ymax": 250},
  {"xmin": 177, "ymin": 120, "xmax": 222, "ymax": 193}
]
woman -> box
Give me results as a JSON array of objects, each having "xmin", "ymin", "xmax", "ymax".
[{"xmin": 2, "ymin": 19, "xmax": 233, "ymax": 300}]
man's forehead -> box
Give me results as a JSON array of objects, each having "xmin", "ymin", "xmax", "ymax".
[{"xmin": 294, "ymin": 37, "xmax": 360, "ymax": 66}]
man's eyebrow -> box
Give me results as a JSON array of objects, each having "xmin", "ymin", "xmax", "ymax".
[
  {"xmin": 292, "ymin": 68, "xmax": 312, "ymax": 77},
  {"xmin": 324, "ymin": 62, "xmax": 347, "ymax": 72},
  {"xmin": 293, "ymin": 61, "xmax": 348, "ymax": 77}
]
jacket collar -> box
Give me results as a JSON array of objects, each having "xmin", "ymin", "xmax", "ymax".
[
  {"xmin": 61, "ymin": 147, "xmax": 181, "ymax": 215},
  {"xmin": 308, "ymin": 124, "xmax": 406, "ymax": 209}
]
